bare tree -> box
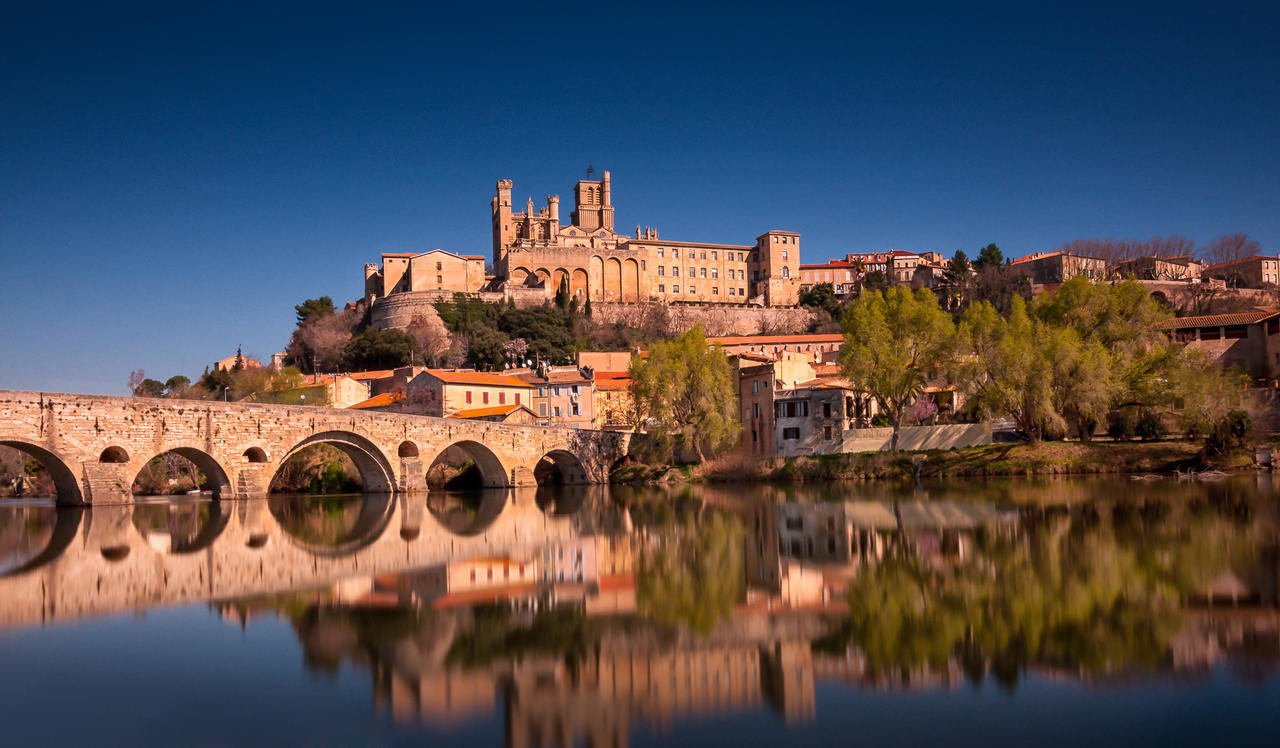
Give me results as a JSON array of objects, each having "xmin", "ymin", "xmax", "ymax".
[
  {"xmin": 406, "ymin": 313, "xmax": 451, "ymax": 367},
  {"xmin": 1202, "ymin": 233, "xmax": 1262, "ymax": 266},
  {"xmin": 296, "ymin": 308, "xmax": 357, "ymax": 373},
  {"xmin": 128, "ymin": 370, "xmax": 146, "ymax": 395}
]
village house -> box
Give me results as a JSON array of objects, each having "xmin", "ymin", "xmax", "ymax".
[
  {"xmin": 392, "ymin": 370, "xmax": 534, "ymax": 417},
  {"xmin": 1008, "ymin": 251, "xmax": 1106, "ymax": 284},
  {"xmin": 364, "ymin": 249, "xmax": 487, "ymax": 297},
  {"xmin": 591, "ymin": 371, "xmax": 637, "ymax": 431},
  {"xmin": 508, "ymin": 365, "xmax": 595, "ymax": 428},
  {"xmin": 1162, "ymin": 307, "xmax": 1280, "ymax": 380},
  {"xmin": 1205, "ymin": 255, "xmax": 1280, "ymax": 288},
  {"xmin": 1111, "ymin": 254, "xmax": 1206, "ymax": 282}
]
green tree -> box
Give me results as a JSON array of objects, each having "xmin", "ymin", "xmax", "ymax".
[
  {"xmin": 840, "ymin": 288, "xmax": 956, "ymax": 451},
  {"xmin": 973, "ymin": 243, "xmax": 1004, "ymax": 270},
  {"xmin": 294, "ymin": 296, "xmax": 335, "ymax": 324},
  {"xmin": 941, "ymin": 250, "xmax": 972, "ymax": 311},
  {"xmin": 798, "ymin": 282, "xmax": 842, "ymax": 318},
  {"xmin": 467, "ymin": 326, "xmax": 510, "ymax": 371},
  {"xmin": 629, "ymin": 326, "xmax": 739, "ymax": 462},
  {"xmin": 859, "ymin": 269, "xmax": 890, "ymax": 293},
  {"xmin": 342, "ymin": 328, "xmax": 416, "ymax": 370}
]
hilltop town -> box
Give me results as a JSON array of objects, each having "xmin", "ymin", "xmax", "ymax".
[{"xmin": 74, "ymin": 169, "xmax": 1279, "ymax": 490}]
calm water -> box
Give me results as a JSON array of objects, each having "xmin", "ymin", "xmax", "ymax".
[{"xmin": 0, "ymin": 477, "xmax": 1277, "ymax": 746}]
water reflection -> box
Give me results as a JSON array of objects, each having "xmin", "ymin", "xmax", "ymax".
[
  {"xmin": 268, "ymin": 492, "xmax": 395, "ymax": 554},
  {"xmin": 1, "ymin": 476, "xmax": 1278, "ymax": 744},
  {"xmin": 131, "ymin": 497, "xmax": 228, "ymax": 554}
]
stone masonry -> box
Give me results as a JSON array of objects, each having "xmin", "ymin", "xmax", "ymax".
[{"xmin": 0, "ymin": 390, "xmax": 631, "ymax": 505}]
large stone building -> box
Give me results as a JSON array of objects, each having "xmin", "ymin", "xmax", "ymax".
[{"xmin": 365, "ymin": 170, "xmax": 803, "ymax": 313}]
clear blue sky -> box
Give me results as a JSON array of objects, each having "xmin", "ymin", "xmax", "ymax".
[{"xmin": 2, "ymin": 1, "xmax": 1277, "ymax": 395}]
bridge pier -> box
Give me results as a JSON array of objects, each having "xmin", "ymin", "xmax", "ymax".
[
  {"xmin": 80, "ymin": 462, "xmax": 132, "ymax": 505},
  {"xmin": 234, "ymin": 466, "xmax": 272, "ymax": 500},
  {"xmin": 511, "ymin": 466, "xmax": 537, "ymax": 487},
  {"xmin": 398, "ymin": 458, "xmax": 428, "ymax": 493}
]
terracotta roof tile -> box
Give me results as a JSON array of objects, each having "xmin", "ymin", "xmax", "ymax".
[
  {"xmin": 347, "ymin": 392, "xmax": 405, "ymax": 410},
  {"xmin": 706, "ymin": 333, "xmax": 844, "ymax": 346},
  {"xmin": 448, "ymin": 404, "xmax": 531, "ymax": 419},
  {"xmin": 1163, "ymin": 308, "xmax": 1280, "ymax": 329},
  {"xmin": 424, "ymin": 370, "xmax": 533, "ymax": 388}
]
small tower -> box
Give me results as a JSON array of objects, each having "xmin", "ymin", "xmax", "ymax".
[{"xmin": 492, "ymin": 179, "xmax": 514, "ymax": 265}]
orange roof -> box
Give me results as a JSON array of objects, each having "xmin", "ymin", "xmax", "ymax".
[
  {"xmin": 593, "ymin": 371, "xmax": 631, "ymax": 391},
  {"xmin": 706, "ymin": 333, "xmax": 844, "ymax": 346},
  {"xmin": 1206, "ymin": 255, "xmax": 1276, "ymax": 270},
  {"xmin": 796, "ymin": 376, "xmax": 854, "ymax": 389},
  {"xmin": 347, "ymin": 392, "xmax": 405, "ymax": 410},
  {"xmin": 448, "ymin": 404, "xmax": 529, "ymax": 419},
  {"xmin": 1163, "ymin": 308, "xmax": 1280, "ymax": 329},
  {"xmin": 425, "ymin": 369, "xmax": 533, "ymax": 388},
  {"xmin": 812, "ymin": 363, "xmax": 842, "ymax": 376},
  {"xmin": 732, "ymin": 352, "xmax": 774, "ymax": 362},
  {"xmin": 345, "ymin": 369, "xmax": 395, "ymax": 381}
]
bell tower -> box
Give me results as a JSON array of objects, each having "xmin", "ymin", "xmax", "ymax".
[{"xmin": 570, "ymin": 170, "xmax": 614, "ymax": 232}]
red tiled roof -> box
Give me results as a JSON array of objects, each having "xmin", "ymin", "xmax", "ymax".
[
  {"xmin": 347, "ymin": 392, "xmax": 405, "ymax": 410},
  {"xmin": 593, "ymin": 371, "xmax": 632, "ymax": 391},
  {"xmin": 424, "ymin": 370, "xmax": 533, "ymax": 387},
  {"xmin": 346, "ymin": 369, "xmax": 395, "ymax": 381},
  {"xmin": 448, "ymin": 404, "xmax": 533, "ymax": 419},
  {"xmin": 707, "ymin": 333, "xmax": 844, "ymax": 346},
  {"xmin": 1162, "ymin": 308, "xmax": 1280, "ymax": 329},
  {"xmin": 1206, "ymin": 255, "xmax": 1276, "ymax": 270}
]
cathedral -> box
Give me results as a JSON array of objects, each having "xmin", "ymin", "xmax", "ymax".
[{"xmin": 365, "ymin": 169, "xmax": 802, "ymax": 310}]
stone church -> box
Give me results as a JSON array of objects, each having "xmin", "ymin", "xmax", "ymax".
[{"xmin": 365, "ymin": 170, "xmax": 802, "ymax": 313}]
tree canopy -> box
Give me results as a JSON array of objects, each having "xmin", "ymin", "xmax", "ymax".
[
  {"xmin": 629, "ymin": 326, "xmax": 739, "ymax": 462},
  {"xmin": 840, "ymin": 288, "xmax": 956, "ymax": 450}
]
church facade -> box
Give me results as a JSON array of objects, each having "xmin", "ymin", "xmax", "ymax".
[{"xmin": 365, "ymin": 170, "xmax": 802, "ymax": 309}]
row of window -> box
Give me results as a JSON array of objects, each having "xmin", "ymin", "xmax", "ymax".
[
  {"xmin": 464, "ymin": 390, "xmax": 520, "ymax": 405},
  {"xmin": 770, "ymin": 235, "xmax": 798, "ymax": 244},
  {"xmin": 534, "ymin": 385, "xmax": 581, "ymax": 397},
  {"xmin": 537, "ymin": 402, "xmax": 582, "ymax": 417},
  {"xmin": 656, "ymin": 284, "xmax": 747, "ymax": 297},
  {"xmin": 656, "ymin": 266, "xmax": 744, "ymax": 280},
  {"xmin": 655, "ymin": 248, "xmax": 748, "ymax": 262}
]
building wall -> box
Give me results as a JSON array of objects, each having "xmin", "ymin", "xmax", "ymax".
[
  {"xmin": 403, "ymin": 375, "xmax": 532, "ymax": 417},
  {"xmin": 1208, "ymin": 256, "xmax": 1280, "ymax": 287},
  {"xmin": 1173, "ymin": 318, "xmax": 1280, "ymax": 379}
]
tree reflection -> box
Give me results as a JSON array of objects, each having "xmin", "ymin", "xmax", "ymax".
[
  {"xmin": 823, "ymin": 500, "xmax": 1263, "ymax": 688},
  {"xmin": 637, "ymin": 511, "xmax": 745, "ymax": 635}
]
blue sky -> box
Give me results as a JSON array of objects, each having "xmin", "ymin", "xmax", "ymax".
[{"xmin": 2, "ymin": 1, "xmax": 1278, "ymax": 394}]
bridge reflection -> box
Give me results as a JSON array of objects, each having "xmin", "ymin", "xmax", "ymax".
[{"xmin": 0, "ymin": 486, "xmax": 612, "ymax": 628}]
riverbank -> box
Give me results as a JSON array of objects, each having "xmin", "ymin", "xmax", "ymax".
[{"xmin": 613, "ymin": 440, "xmax": 1254, "ymax": 485}]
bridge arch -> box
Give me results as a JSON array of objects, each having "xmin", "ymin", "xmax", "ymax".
[
  {"xmin": 274, "ymin": 431, "xmax": 397, "ymax": 494},
  {"xmin": 131, "ymin": 447, "xmax": 233, "ymax": 499},
  {"xmin": 425, "ymin": 439, "xmax": 512, "ymax": 490},
  {"xmin": 99, "ymin": 446, "xmax": 130, "ymax": 463},
  {"xmin": 534, "ymin": 449, "xmax": 589, "ymax": 485},
  {"xmin": 0, "ymin": 439, "xmax": 84, "ymax": 506},
  {"xmin": 397, "ymin": 441, "xmax": 419, "ymax": 458},
  {"xmin": 268, "ymin": 493, "xmax": 395, "ymax": 556},
  {"xmin": 242, "ymin": 447, "xmax": 269, "ymax": 464}
]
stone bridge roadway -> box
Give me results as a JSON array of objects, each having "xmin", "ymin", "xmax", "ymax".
[
  {"xmin": 0, "ymin": 390, "xmax": 632, "ymax": 505},
  {"xmin": 0, "ymin": 487, "xmax": 610, "ymax": 629}
]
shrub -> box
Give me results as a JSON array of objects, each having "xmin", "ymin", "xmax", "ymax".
[
  {"xmin": 1205, "ymin": 409, "xmax": 1252, "ymax": 456},
  {"xmin": 1107, "ymin": 409, "xmax": 1137, "ymax": 441},
  {"xmin": 1134, "ymin": 410, "xmax": 1166, "ymax": 441}
]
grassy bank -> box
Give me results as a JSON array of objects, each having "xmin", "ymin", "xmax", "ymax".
[{"xmin": 615, "ymin": 440, "xmax": 1251, "ymax": 485}]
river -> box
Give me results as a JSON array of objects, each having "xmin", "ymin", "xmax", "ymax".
[{"xmin": 0, "ymin": 476, "xmax": 1277, "ymax": 746}]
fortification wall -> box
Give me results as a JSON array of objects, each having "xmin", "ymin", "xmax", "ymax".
[{"xmin": 590, "ymin": 302, "xmax": 817, "ymax": 337}]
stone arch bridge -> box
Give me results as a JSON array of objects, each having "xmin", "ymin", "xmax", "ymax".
[{"xmin": 0, "ymin": 390, "xmax": 631, "ymax": 505}]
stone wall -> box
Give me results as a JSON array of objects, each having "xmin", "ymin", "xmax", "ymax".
[
  {"xmin": 591, "ymin": 302, "xmax": 817, "ymax": 337},
  {"xmin": 838, "ymin": 423, "xmax": 994, "ymax": 453}
]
